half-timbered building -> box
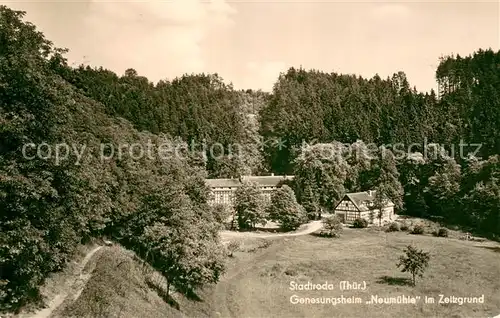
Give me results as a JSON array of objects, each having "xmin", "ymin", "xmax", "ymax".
[{"xmin": 333, "ymin": 190, "xmax": 395, "ymax": 225}]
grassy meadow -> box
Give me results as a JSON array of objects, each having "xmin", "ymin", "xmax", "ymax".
[{"xmin": 196, "ymin": 227, "xmax": 500, "ymax": 318}]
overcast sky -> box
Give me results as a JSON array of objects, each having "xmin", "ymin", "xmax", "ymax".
[{"xmin": 2, "ymin": 0, "xmax": 499, "ymax": 92}]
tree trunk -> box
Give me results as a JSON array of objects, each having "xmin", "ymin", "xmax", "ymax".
[
  {"xmin": 412, "ymin": 273, "xmax": 416, "ymax": 286},
  {"xmin": 166, "ymin": 280, "xmax": 170, "ymax": 297}
]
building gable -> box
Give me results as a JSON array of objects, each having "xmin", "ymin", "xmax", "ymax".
[
  {"xmin": 334, "ymin": 191, "xmax": 394, "ymax": 212},
  {"xmin": 334, "ymin": 196, "xmax": 361, "ymax": 212}
]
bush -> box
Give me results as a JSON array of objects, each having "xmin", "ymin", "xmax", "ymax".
[
  {"xmin": 320, "ymin": 215, "xmax": 343, "ymax": 238},
  {"xmin": 387, "ymin": 222, "xmax": 400, "ymax": 232},
  {"xmin": 410, "ymin": 224, "xmax": 425, "ymax": 235},
  {"xmin": 227, "ymin": 240, "xmax": 241, "ymax": 257},
  {"xmin": 318, "ymin": 229, "xmax": 341, "ymax": 238},
  {"xmin": 400, "ymin": 223, "xmax": 409, "ymax": 231},
  {"xmin": 437, "ymin": 228, "xmax": 448, "ymax": 237},
  {"xmin": 352, "ymin": 218, "xmax": 368, "ymax": 228}
]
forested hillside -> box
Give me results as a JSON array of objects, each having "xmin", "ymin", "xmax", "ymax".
[
  {"xmin": 55, "ymin": 66, "xmax": 269, "ymax": 178},
  {"xmin": 0, "ymin": 7, "xmax": 224, "ymax": 312},
  {"xmin": 0, "ymin": 4, "xmax": 499, "ymax": 314},
  {"xmin": 258, "ymin": 52, "xmax": 500, "ymax": 237}
]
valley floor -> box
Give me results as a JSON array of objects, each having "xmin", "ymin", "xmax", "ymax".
[
  {"xmin": 20, "ymin": 222, "xmax": 500, "ymax": 318},
  {"xmin": 190, "ymin": 227, "xmax": 500, "ymax": 318}
]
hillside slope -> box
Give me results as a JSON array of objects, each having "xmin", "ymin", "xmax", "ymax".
[
  {"xmin": 1, "ymin": 6, "xmax": 223, "ymax": 313},
  {"xmin": 24, "ymin": 223, "xmax": 500, "ymax": 318},
  {"xmin": 49, "ymin": 246, "xmax": 183, "ymax": 318}
]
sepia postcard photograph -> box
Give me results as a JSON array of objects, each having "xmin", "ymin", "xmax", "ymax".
[{"xmin": 0, "ymin": 0, "xmax": 499, "ymax": 317}]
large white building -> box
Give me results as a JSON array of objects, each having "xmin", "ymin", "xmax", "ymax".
[
  {"xmin": 205, "ymin": 174, "xmax": 294, "ymax": 206},
  {"xmin": 333, "ymin": 190, "xmax": 395, "ymax": 225}
]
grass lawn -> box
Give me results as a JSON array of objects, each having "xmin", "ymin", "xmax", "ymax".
[
  {"xmin": 187, "ymin": 228, "xmax": 500, "ymax": 318},
  {"xmin": 38, "ymin": 227, "xmax": 500, "ymax": 318}
]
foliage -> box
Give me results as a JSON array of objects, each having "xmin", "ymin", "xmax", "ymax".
[
  {"xmin": 434, "ymin": 228, "xmax": 449, "ymax": 237},
  {"xmin": 260, "ymin": 51, "xmax": 500, "ymax": 174},
  {"xmin": 0, "ymin": 6, "xmax": 89, "ymax": 309},
  {"xmin": 267, "ymin": 185, "xmax": 308, "ymax": 231},
  {"xmin": 2, "ymin": 3, "xmax": 500, "ymax": 312},
  {"xmin": 319, "ymin": 215, "xmax": 343, "ymax": 238},
  {"xmin": 387, "ymin": 222, "xmax": 400, "ymax": 232},
  {"xmin": 298, "ymin": 184, "xmax": 320, "ymax": 219},
  {"xmin": 436, "ymin": 50, "xmax": 500, "ymax": 158},
  {"xmin": 293, "ymin": 143, "xmax": 350, "ymax": 216},
  {"xmin": 259, "ymin": 68, "xmax": 437, "ymax": 174},
  {"xmin": 234, "ymin": 181, "xmax": 266, "ymax": 230},
  {"xmin": 438, "ymin": 228, "xmax": 449, "ymax": 237},
  {"xmin": 370, "ymin": 148, "xmax": 404, "ymax": 212},
  {"xmin": 400, "ymin": 223, "xmax": 410, "ymax": 231},
  {"xmin": 258, "ymin": 51, "xmax": 500, "ymax": 238},
  {"xmin": 227, "ymin": 241, "xmax": 241, "ymax": 257},
  {"xmin": 58, "ymin": 56, "xmax": 268, "ymax": 179},
  {"xmin": 410, "ymin": 225, "xmax": 425, "ymax": 235},
  {"xmin": 352, "ymin": 218, "xmax": 368, "ymax": 228},
  {"xmin": 0, "ymin": 6, "xmax": 225, "ymax": 311},
  {"xmin": 211, "ymin": 204, "xmax": 233, "ymax": 226},
  {"xmin": 396, "ymin": 245, "xmax": 430, "ymax": 286}
]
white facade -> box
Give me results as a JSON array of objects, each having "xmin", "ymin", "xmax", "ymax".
[
  {"xmin": 334, "ymin": 191, "xmax": 395, "ymax": 225},
  {"xmin": 206, "ymin": 175, "xmax": 294, "ymax": 206}
]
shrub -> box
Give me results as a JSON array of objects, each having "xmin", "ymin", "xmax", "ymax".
[
  {"xmin": 318, "ymin": 229, "xmax": 341, "ymax": 238},
  {"xmin": 410, "ymin": 224, "xmax": 425, "ymax": 235},
  {"xmin": 227, "ymin": 240, "xmax": 241, "ymax": 257},
  {"xmin": 352, "ymin": 218, "xmax": 368, "ymax": 228},
  {"xmin": 400, "ymin": 223, "xmax": 409, "ymax": 231},
  {"xmin": 437, "ymin": 228, "xmax": 448, "ymax": 237},
  {"xmin": 319, "ymin": 215, "xmax": 343, "ymax": 238},
  {"xmin": 284, "ymin": 268, "xmax": 298, "ymax": 276},
  {"xmin": 387, "ymin": 222, "xmax": 400, "ymax": 232}
]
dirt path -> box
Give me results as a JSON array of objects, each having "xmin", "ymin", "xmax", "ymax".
[
  {"xmin": 214, "ymin": 221, "xmax": 323, "ymax": 316},
  {"xmin": 19, "ymin": 221, "xmax": 322, "ymax": 317},
  {"xmin": 212, "ymin": 240, "xmax": 285, "ymax": 317},
  {"xmin": 220, "ymin": 220, "xmax": 323, "ymax": 244},
  {"xmin": 25, "ymin": 245, "xmax": 103, "ymax": 318}
]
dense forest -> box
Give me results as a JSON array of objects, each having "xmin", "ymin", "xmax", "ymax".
[{"xmin": 1, "ymin": 5, "xmax": 499, "ymax": 313}]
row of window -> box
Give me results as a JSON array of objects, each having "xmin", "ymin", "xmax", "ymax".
[
  {"xmin": 213, "ymin": 186, "xmax": 277, "ymax": 190},
  {"xmin": 210, "ymin": 192, "xmax": 272, "ymax": 204}
]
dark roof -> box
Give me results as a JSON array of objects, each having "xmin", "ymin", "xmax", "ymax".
[
  {"xmin": 205, "ymin": 178, "xmax": 241, "ymax": 188},
  {"xmin": 336, "ymin": 191, "xmax": 394, "ymax": 212},
  {"xmin": 205, "ymin": 175, "xmax": 294, "ymax": 188},
  {"xmin": 242, "ymin": 175, "xmax": 294, "ymax": 187}
]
